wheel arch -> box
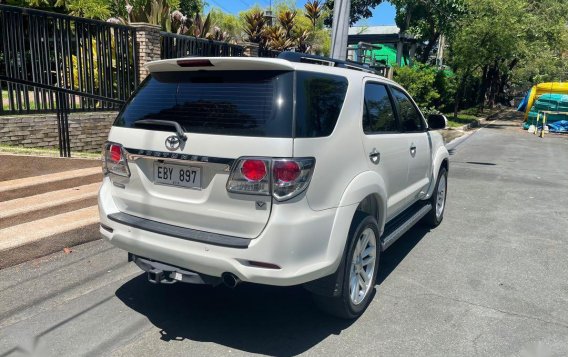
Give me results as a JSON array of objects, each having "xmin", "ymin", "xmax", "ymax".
[
  {"xmin": 337, "ymin": 171, "xmax": 388, "ymax": 234},
  {"xmin": 427, "ymin": 146, "xmax": 450, "ymax": 197},
  {"xmin": 304, "ymin": 171, "xmax": 387, "ymax": 297}
]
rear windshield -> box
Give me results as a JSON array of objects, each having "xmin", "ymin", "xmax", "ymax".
[{"xmin": 114, "ymin": 70, "xmax": 348, "ymax": 138}]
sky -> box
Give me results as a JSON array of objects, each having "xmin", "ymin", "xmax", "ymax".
[{"xmin": 204, "ymin": 1, "xmax": 397, "ymax": 26}]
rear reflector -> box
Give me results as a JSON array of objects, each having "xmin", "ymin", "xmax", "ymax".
[
  {"xmin": 177, "ymin": 59, "xmax": 214, "ymax": 67},
  {"xmin": 247, "ymin": 260, "xmax": 281, "ymax": 269}
]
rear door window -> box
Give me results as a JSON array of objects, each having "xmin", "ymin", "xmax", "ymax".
[
  {"xmin": 391, "ymin": 87, "xmax": 425, "ymax": 132},
  {"xmin": 363, "ymin": 83, "xmax": 398, "ymax": 133},
  {"xmin": 114, "ymin": 71, "xmax": 294, "ymax": 137}
]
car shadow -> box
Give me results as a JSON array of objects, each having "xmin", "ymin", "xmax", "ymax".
[
  {"xmin": 377, "ymin": 225, "xmax": 431, "ymax": 284},
  {"xmin": 115, "ymin": 226, "xmax": 431, "ymax": 356},
  {"xmin": 115, "ymin": 274, "xmax": 353, "ymax": 356}
]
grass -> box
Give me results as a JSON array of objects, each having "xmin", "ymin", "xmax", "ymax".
[
  {"xmin": 0, "ymin": 144, "xmax": 100, "ymax": 159},
  {"xmin": 446, "ymin": 114, "xmax": 479, "ymax": 128},
  {"xmin": 2, "ymin": 90, "xmax": 40, "ymax": 111},
  {"xmin": 444, "ymin": 105, "xmax": 506, "ymax": 128}
]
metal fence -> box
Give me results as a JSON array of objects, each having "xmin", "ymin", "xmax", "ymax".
[
  {"xmin": 161, "ymin": 32, "xmax": 283, "ymax": 59},
  {"xmin": 0, "ymin": 5, "xmax": 138, "ymax": 115},
  {"xmin": 259, "ymin": 47, "xmax": 281, "ymax": 58},
  {"xmin": 161, "ymin": 32, "xmax": 246, "ymax": 59}
]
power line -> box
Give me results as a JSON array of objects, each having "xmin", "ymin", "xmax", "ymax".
[
  {"xmin": 237, "ymin": 0, "xmax": 252, "ymax": 8},
  {"xmin": 208, "ymin": 0, "xmax": 232, "ymax": 13}
]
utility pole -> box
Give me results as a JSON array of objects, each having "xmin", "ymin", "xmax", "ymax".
[{"xmin": 330, "ymin": 0, "xmax": 351, "ymax": 60}]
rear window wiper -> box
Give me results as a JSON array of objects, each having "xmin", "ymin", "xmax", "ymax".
[{"xmin": 135, "ymin": 119, "xmax": 188, "ymax": 141}]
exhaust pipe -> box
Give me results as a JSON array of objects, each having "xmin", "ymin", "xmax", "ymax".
[{"xmin": 221, "ymin": 272, "xmax": 240, "ymax": 288}]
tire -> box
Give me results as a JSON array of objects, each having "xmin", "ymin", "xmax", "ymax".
[
  {"xmin": 312, "ymin": 212, "xmax": 380, "ymax": 319},
  {"xmin": 423, "ymin": 166, "xmax": 448, "ymax": 228}
]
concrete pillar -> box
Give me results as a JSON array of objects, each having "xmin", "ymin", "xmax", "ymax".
[
  {"xmin": 242, "ymin": 42, "xmax": 259, "ymax": 57},
  {"xmin": 131, "ymin": 23, "xmax": 161, "ymax": 82}
]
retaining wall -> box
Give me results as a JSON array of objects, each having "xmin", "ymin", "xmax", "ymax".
[{"xmin": 0, "ymin": 112, "xmax": 118, "ymax": 152}]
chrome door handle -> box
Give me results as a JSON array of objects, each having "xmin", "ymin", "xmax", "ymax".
[
  {"xmin": 410, "ymin": 143, "xmax": 417, "ymax": 157},
  {"xmin": 369, "ymin": 148, "xmax": 380, "ymax": 164}
]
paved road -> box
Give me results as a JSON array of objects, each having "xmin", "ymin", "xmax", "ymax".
[{"xmin": 1, "ymin": 113, "xmax": 568, "ymax": 357}]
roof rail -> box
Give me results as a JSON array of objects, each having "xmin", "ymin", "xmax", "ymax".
[{"xmin": 277, "ymin": 52, "xmax": 378, "ymax": 75}]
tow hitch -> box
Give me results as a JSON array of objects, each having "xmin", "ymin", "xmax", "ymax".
[
  {"xmin": 129, "ymin": 253, "xmax": 221, "ymax": 286},
  {"xmin": 147, "ymin": 268, "xmax": 176, "ymax": 284}
]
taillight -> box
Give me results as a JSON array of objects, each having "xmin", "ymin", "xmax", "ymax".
[
  {"xmin": 273, "ymin": 161, "xmax": 300, "ymax": 182},
  {"xmin": 272, "ymin": 158, "xmax": 315, "ymax": 201},
  {"xmin": 227, "ymin": 158, "xmax": 271, "ymax": 195},
  {"xmin": 241, "ymin": 160, "xmax": 267, "ymax": 181},
  {"xmin": 226, "ymin": 157, "xmax": 315, "ymax": 201},
  {"xmin": 102, "ymin": 142, "xmax": 130, "ymax": 177}
]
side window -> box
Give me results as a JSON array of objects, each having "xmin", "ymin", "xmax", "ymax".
[
  {"xmin": 295, "ymin": 72, "xmax": 348, "ymax": 138},
  {"xmin": 363, "ymin": 83, "xmax": 398, "ymax": 133},
  {"xmin": 391, "ymin": 87, "xmax": 425, "ymax": 132}
]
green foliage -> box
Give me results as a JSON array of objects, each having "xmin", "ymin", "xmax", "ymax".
[
  {"xmin": 304, "ymin": 0, "xmax": 323, "ymax": 29},
  {"xmin": 14, "ymin": 0, "xmax": 110, "ymax": 19},
  {"xmin": 440, "ymin": 0, "xmax": 568, "ymax": 113},
  {"xmin": 209, "ymin": 8, "xmax": 242, "ymax": 41},
  {"xmin": 65, "ymin": 0, "xmax": 110, "ymax": 18},
  {"xmin": 239, "ymin": 1, "xmax": 330, "ymax": 55},
  {"xmin": 178, "ymin": 0, "xmax": 201, "ymax": 18},
  {"xmin": 242, "ymin": 9, "xmax": 267, "ymax": 44},
  {"xmin": 394, "ymin": 64, "xmax": 456, "ymax": 112},
  {"xmin": 324, "ymin": 0, "xmax": 383, "ymax": 26},
  {"xmin": 445, "ymin": 114, "xmax": 477, "ymax": 128},
  {"xmin": 128, "ymin": 0, "xmax": 172, "ymax": 30},
  {"xmin": 392, "ymin": 0, "xmax": 467, "ymax": 62}
]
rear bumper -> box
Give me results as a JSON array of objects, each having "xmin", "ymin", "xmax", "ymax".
[{"xmin": 98, "ymin": 177, "xmax": 354, "ymax": 286}]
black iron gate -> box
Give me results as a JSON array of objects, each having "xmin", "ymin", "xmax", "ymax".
[{"xmin": 0, "ymin": 5, "xmax": 138, "ymax": 115}]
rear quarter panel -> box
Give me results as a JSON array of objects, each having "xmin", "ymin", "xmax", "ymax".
[{"xmin": 293, "ymin": 77, "xmax": 368, "ymax": 211}]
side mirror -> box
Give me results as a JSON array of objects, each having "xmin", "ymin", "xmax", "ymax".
[{"xmin": 427, "ymin": 114, "xmax": 447, "ymax": 130}]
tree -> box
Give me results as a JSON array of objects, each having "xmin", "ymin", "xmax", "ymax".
[
  {"xmin": 178, "ymin": 0, "xmax": 201, "ymax": 19},
  {"xmin": 445, "ymin": 0, "xmax": 568, "ymax": 115},
  {"xmin": 391, "ymin": 0, "xmax": 467, "ymax": 63},
  {"xmin": 324, "ymin": 0, "xmax": 383, "ymax": 26},
  {"xmin": 209, "ymin": 8, "xmax": 242, "ymax": 41}
]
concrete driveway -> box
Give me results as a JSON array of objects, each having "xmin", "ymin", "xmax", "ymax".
[{"xmin": 1, "ymin": 112, "xmax": 567, "ymax": 356}]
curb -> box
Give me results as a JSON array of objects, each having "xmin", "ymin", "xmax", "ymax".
[{"xmin": 447, "ymin": 109, "xmax": 505, "ymax": 131}]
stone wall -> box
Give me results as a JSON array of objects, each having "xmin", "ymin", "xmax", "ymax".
[{"xmin": 0, "ymin": 112, "xmax": 118, "ymax": 152}]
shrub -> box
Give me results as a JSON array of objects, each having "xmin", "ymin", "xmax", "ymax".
[{"xmin": 393, "ymin": 64, "xmax": 457, "ymax": 113}]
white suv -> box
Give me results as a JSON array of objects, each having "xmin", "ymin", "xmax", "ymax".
[{"xmin": 98, "ymin": 53, "xmax": 449, "ymax": 319}]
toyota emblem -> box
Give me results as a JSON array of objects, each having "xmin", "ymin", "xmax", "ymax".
[{"xmin": 165, "ymin": 135, "xmax": 181, "ymax": 151}]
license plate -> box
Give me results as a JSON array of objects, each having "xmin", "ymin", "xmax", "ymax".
[{"xmin": 154, "ymin": 163, "xmax": 201, "ymax": 189}]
